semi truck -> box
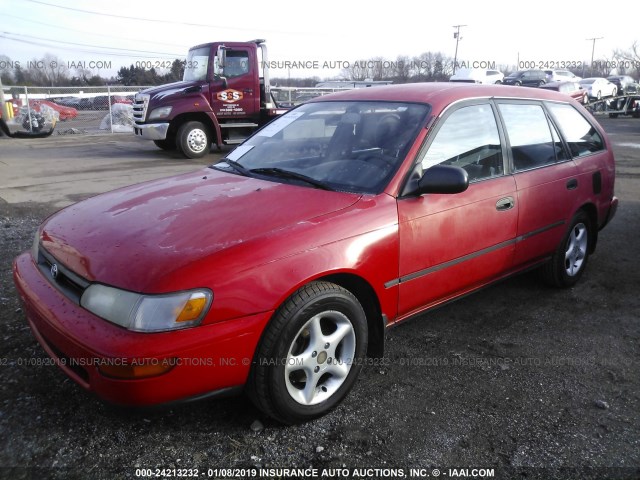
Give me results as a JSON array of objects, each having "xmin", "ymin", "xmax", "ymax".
[{"xmin": 133, "ymin": 39, "xmax": 287, "ymax": 158}]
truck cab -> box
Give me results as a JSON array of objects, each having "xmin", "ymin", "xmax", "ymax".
[{"xmin": 133, "ymin": 39, "xmax": 286, "ymax": 158}]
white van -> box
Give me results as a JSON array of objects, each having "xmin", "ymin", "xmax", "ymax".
[{"xmin": 449, "ymin": 68, "xmax": 504, "ymax": 85}]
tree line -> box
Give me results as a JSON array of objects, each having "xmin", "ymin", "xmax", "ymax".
[{"xmin": 2, "ymin": 43, "xmax": 639, "ymax": 87}]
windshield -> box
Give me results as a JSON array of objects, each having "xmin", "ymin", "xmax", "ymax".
[
  {"xmin": 183, "ymin": 46, "xmax": 210, "ymax": 82},
  {"xmin": 213, "ymin": 101, "xmax": 430, "ymax": 194}
]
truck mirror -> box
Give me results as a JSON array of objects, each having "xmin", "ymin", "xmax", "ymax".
[{"xmin": 216, "ymin": 45, "xmax": 227, "ymax": 70}]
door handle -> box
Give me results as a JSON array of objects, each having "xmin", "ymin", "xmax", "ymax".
[
  {"xmin": 566, "ymin": 179, "xmax": 578, "ymax": 190},
  {"xmin": 496, "ymin": 196, "xmax": 515, "ymax": 211}
]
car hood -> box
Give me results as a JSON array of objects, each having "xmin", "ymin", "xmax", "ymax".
[
  {"xmin": 40, "ymin": 169, "xmax": 361, "ymax": 291},
  {"xmin": 140, "ymin": 80, "xmax": 205, "ymax": 102}
]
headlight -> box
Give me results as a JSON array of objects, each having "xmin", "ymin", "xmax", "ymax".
[
  {"xmin": 80, "ymin": 284, "xmax": 212, "ymax": 332},
  {"xmin": 148, "ymin": 106, "xmax": 173, "ymax": 120}
]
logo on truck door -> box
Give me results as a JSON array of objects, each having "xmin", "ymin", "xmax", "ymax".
[{"xmin": 217, "ymin": 89, "xmax": 243, "ymax": 103}]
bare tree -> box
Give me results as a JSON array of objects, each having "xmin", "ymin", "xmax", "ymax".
[{"xmin": 613, "ymin": 42, "xmax": 640, "ymax": 76}]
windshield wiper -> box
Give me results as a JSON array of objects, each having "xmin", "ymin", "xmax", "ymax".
[
  {"xmin": 249, "ymin": 167, "xmax": 334, "ymax": 191},
  {"xmin": 211, "ymin": 158, "xmax": 250, "ymax": 176}
]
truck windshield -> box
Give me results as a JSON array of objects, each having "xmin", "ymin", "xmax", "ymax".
[
  {"xmin": 183, "ymin": 47, "xmax": 210, "ymax": 82},
  {"xmin": 215, "ymin": 101, "xmax": 430, "ymax": 194}
]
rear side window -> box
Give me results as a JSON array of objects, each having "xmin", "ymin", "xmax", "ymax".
[
  {"xmin": 498, "ymin": 103, "xmax": 565, "ymax": 171},
  {"xmin": 546, "ymin": 103, "xmax": 604, "ymax": 158}
]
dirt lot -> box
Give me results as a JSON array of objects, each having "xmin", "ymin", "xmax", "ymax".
[{"xmin": 0, "ymin": 119, "xmax": 638, "ymax": 480}]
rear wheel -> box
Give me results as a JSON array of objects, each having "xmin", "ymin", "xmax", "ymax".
[
  {"xmin": 540, "ymin": 211, "xmax": 592, "ymax": 288},
  {"xmin": 247, "ymin": 282, "xmax": 368, "ymax": 424},
  {"xmin": 177, "ymin": 121, "xmax": 210, "ymax": 158}
]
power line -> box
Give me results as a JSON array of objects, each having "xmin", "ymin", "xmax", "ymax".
[
  {"xmin": 1, "ymin": 31, "xmax": 183, "ymax": 57},
  {"xmin": 2, "ymin": 13, "xmax": 190, "ymax": 49},
  {"xmin": 25, "ymin": 0, "xmax": 312, "ymax": 35},
  {"xmin": 0, "ymin": 35, "xmax": 182, "ymax": 59}
]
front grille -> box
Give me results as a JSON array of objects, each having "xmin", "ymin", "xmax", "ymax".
[
  {"xmin": 36, "ymin": 247, "xmax": 89, "ymax": 304},
  {"xmin": 133, "ymin": 93, "xmax": 150, "ymax": 125}
]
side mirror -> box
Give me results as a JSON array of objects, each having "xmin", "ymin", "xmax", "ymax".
[
  {"xmin": 216, "ymin": 45, "xmax": 227, "ymax": 70},
  {"xmin": 403, "ymin": 164, "xmax": 469, "ymax": 196},
  {"xmin": 214, "ymin": 45, "xmax": 228, "ymax": 88}
]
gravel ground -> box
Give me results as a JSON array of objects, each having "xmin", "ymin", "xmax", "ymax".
[{"xmin": 0, "ymin": 117, "xmax": 639, "ymax": 480}]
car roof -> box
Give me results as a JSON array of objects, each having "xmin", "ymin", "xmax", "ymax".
[
  {"xmin": 541, "ymin": 81, "xmax": 578, "ymax": 87},
  {"xmin": 310, "ymin": 82, "xmax": 575, "ymax": 109}
]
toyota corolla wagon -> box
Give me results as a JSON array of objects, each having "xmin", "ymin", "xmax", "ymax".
[{"xmin": 14, "ymin": 83, "xmax": 617, "ymax": 423}]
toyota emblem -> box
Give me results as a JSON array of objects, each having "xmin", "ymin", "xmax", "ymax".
[{"xmin": 50, "ymin": 264, "xmax": 59, "ymax": 280}]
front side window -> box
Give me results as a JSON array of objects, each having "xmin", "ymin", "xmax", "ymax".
[
  {"xmin": 214, "ymin": 101, "xmax": 430, "ymax": 194},
  {"xmin": 546, "ymin": 102, "xmax": 604, "ymax": 158},
  {"xmin": 420, "ymin": 104, "xmax": 503, "ymax": 181},
  {"xmin": 498, "ymin": 103, "xmax": 565, "ymax": 171},
  {"xmin": 224, "ymin": 51, "xmax": 250, "ymax": 78}
]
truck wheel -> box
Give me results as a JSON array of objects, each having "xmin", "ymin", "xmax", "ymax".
[
  {"xmin": 247, "ymin": 282, "xmax": 368, "ymax": 424},
  {"xmin": 153, "ymin": 138, "xmax": 176, "ymax": 151},
  {"xmin": 177, "ymin": 121, "xmax": 210, "ymax": 158}
]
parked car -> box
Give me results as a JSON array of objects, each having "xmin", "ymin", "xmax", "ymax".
[
  {"xmin": 539, "ymin": 81, "xmax": 588, "ymax": 104},
  {"xmin": 502, "ymin": 69, "xmax": 547, "ymax": 86},
  {"xmin": 579, "ymin": 77, "xmax": 617, "ymax": 100},
  {"xmin": 29, "ymin": 99, "xmax": 78, "ymax": 121},
  {"xmin": 544, "ymin": 70, "xmax": 581, "ymax": 83},
  {"xmin": 13, "ymin": 83, "xmax": 618, "ymax": 423},
  {"xmin": 606, "ymin": 75, "xmax": 637, "ymax": 95},
  {"xmin": 92, "ymin": 95, "xmax": 133, "ymax": 110},
  {"xmin": 449, "ymin": 68, "xmax": 504, "ymax": 84}
]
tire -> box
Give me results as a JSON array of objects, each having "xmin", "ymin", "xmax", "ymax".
[
  {"xmin": 537, "ymin": 80, "xmax": 546, "ymax": 87},
  {"xmin": 153, "ymin": 138, "xmax": 176, "ymax": 151},
  {"xmin": 515, "ymin": 81, "xmax": 522, "ymax": 86},
  {"xmin": 177, "ymin": 121, "xmax": 210, "ymax": 159},
  {"xmin": 540, "ymin": 211, "xmax": 591, "ymax": 288},
  {"xmin": 247, "ymin": 281, "xmax": 368, "ymax": 424}
]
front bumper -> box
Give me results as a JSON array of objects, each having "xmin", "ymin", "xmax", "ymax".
[
  {"xmin": 133, "ymin": 122, "xmax": 169, "ymax": 140},
  {"xmin": 13, "ymin": 252, "xmax": 271, "ymax": 406}
]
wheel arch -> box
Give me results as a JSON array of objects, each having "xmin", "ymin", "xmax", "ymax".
[
  {"xmin": 576, "ymin": 202, "xmax": 598, "ymax": 254},
  {"xmin": 318, "ymin": 272, "xmax": 386, "ymax": 358}
]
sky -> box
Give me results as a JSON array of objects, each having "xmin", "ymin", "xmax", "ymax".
[{"xmin": 0, "ymin": 0, "xmax": 637, "ymax": 81}]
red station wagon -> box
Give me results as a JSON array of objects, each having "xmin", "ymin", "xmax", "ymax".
[{"xmin": 13, "ymin": 83, "xmax": 618, "ymax": 423}]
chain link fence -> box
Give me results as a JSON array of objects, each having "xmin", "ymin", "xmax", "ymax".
[
  {"xmin": 2, "ymin": 85, "xmax": 151, "ymax": 136},
  {"xmin": 2, "ymin": 85, "xmax": 351, "ymax": 137}
]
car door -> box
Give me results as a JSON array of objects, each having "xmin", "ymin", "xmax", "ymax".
[
  {"xmin": 396, "ymin": 102, "xmax": 518, "ymax": 318},
  {"xmin": 210, "ymin": 46, "xmax": 260, "ymax": 119},
  {"xmin": 495, "ymin": 101, "xmax": 579, "ymax": 267}
]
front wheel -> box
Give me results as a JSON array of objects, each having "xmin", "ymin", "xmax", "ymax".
[
  {"xmin": 540, "ymin": 211, "xmax": 592, "ymax": 288},
  {"xmin": 247, "ymin": 282, "xmax": 368, "ymax": 424},
  {"xmin": 177, "ymin": 121, "xmax": 210, "ymax": 158}
]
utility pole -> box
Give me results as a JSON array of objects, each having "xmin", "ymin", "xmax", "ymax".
[
  {"xmin": 452, "ymin": 25, "xmax": 467, "ymax": 75},
  {"xmin": 587, "ymin": 37, "xmax": 603, "ymax": 76}
]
